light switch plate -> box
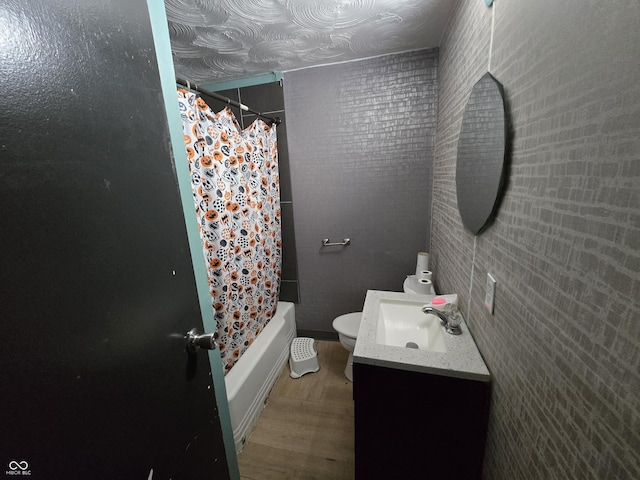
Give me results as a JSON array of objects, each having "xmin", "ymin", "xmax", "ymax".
[{"xmin": 485, "ymin": 273, "xmax": 496, "ymax": 314}]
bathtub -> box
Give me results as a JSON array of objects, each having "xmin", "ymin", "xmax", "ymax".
[{"xmin": 224, "ymin": 301, "xmax": 297, "ymax": 453}]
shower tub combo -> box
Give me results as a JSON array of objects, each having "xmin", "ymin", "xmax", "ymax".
[{"xmin": 223, "ymin": 301, "xmax": 297, "ymax": 452}]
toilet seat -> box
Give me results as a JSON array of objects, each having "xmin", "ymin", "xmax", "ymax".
[
  {"xmin": 332, "ymin": 312, "xmax": 362, "ymax": 338},
  {"xmin": 332, "ymin": 312, "xmax": 362, "ymax": 382}
]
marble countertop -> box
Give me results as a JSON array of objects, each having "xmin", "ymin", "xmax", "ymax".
[{"xmin": 353, "ymin": 290, "xmax": 490, "ymax": 382}]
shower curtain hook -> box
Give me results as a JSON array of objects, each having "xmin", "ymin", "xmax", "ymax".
[{"xmin": 187, "ymin": 80, "xmax": 191, "ymax": 90}]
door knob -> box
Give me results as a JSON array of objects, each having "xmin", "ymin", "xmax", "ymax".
[{"xmin": 185, "ymin": 329, "xmax": 217, "ymax": 353}]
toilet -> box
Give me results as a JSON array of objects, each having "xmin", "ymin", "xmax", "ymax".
[
  {"xmin": 332, "ymin": 276, "xmax": 435, "ymax": 381},
  {"xmin": 332, "ymin": 312, "xmax": 362, "ymax": 382}
]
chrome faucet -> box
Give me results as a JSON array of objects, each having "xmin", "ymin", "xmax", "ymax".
[{"xmin": 421, "ymin": 305, "xmax": 462, "ymax": 335}]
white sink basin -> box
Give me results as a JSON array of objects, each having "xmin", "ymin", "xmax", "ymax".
[
  {"xmin": 375, "ymin": 299, "xmax": 447, "ymax": 353},
  {"xmin": 355, "ymin": 290, "xmax": 490, "ymax": 381}
]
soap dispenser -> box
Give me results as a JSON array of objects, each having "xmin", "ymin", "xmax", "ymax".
[{"xmin": 429, "ymin": 294, "xmax": 459, "ymax": 312}]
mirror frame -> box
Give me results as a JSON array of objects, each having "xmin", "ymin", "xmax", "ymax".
[{"xmin": 456, "ymin": 72, "xmax": 508, "ymax": 235}]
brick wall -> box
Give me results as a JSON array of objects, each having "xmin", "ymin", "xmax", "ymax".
[
  {"xmin": 284, "ymin": 50, "xmax": 438, "ymax": 334},
  {"xmin": 432, "ymin": 1, "xmax": 640, "ymax": 478}
]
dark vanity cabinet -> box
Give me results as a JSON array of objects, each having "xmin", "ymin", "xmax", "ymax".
[{"xmin": 353, "ymin": 362, "xmax": 490, "ymax": 479}]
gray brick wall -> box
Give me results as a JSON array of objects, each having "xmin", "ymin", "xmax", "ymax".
[
  {"xmin": 432, "ymin": 1, "xmax": 640, "ymax": 478},
  {"xmin": 284, "ymin": 50, "xmax": 438, "ymax": 334}
]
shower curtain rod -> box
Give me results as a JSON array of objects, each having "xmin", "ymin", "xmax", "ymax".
[{"xmin": 176, "ymin": 76, "xmax": 281, "ymax": 126}]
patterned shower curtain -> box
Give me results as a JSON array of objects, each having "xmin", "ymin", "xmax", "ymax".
[{"xmin": 177, "ymin": 88, "xmax": 281, "ymax": 373}]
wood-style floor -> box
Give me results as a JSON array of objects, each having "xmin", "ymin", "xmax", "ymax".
[{"xmin": 238, "ymin": 340, "xmax": 355, "ymax": 480}]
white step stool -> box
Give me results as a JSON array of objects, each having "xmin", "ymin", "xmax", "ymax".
[{"xmin": 289, "ymin": 337, "xmax": 320, "ymax": 378}]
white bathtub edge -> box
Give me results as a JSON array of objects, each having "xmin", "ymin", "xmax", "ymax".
[{"xmin": 224, "ymin": 301, "xmax": 296, "ymax": 453}]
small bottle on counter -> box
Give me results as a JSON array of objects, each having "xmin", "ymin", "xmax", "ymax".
[{"xmin": 428, "ymin": 294, "xmax": 458, "ymax": 312}]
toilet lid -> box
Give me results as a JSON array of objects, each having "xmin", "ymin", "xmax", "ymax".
[{"xmin": 332, "ymin": 312, "xmax": 362, "ymax": 338}]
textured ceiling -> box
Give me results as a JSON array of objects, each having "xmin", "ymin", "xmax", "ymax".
[{"xmin": 166, "ymin": 0, "xmax": 456, "ymax": 84}]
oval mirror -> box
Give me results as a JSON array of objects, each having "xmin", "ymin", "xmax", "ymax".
[{"xmin": 456, "ymin": 72, "xmax": 508, "ymax": 235}]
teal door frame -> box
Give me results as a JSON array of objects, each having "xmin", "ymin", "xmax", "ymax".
[{"xmin": 147, "ymin": 2, "xmax": 239, "ymax": 478}]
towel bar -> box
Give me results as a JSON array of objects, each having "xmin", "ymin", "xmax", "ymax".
[{"xmin": 322, "ymin": 238, "xmax": 351, "ymax": 247}]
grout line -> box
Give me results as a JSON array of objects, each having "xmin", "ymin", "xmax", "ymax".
[
  {"xmin": 473, "ymin": 1, "xmax": 496, "ymax": 324},
  {"xmin": 488, "ymin": 1, "xmax": 496, "ymax": 72},
  {"xmin": 468, "ymin": 236, "xmax": 477, "ymax": 322}
]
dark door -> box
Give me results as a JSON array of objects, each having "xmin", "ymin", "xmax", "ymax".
[{"xmin": 0, "ymin": 0, "xmax": 229, "ymax": 478}]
